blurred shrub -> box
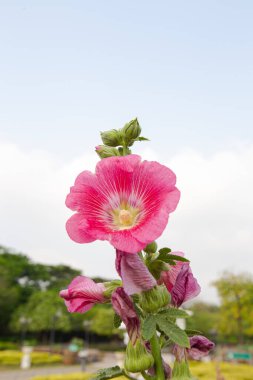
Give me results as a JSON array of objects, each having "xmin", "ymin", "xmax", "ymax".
[
  {"xmin": 0, "ymin": 350, "xmax": 62, "ymax": 366},
  {"xmin": 0, "ymin": 342, "xmax": 18, "ymax": 350}
]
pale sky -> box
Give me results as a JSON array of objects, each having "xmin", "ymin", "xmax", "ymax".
[{"xmin": 0, "ymin": 1, "xmax": 253, "ymax": 303}]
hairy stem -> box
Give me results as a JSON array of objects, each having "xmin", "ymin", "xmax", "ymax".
[{"xmin": 150, "ymin": 333, "xmax": 165, "ymax": 380}]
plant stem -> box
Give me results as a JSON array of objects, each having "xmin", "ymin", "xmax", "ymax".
[
  {"xmin": 122, "ymin": 143, "xmax": 128, "ymax": 156},
  {"xmin": 150, "ymin": 333, "xmax": 165, "ymax": 380}
]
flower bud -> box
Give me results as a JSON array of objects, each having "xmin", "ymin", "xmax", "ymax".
[
  {"xmin": 103, "ymin": 280, "xmax": 122, "ymax": 298},
  {"xmin": 139, "ymin": 285, "xmax": 170, "ymax": 313},
  {"xmin": 95, "ymin": 145, "xmax": 120, "ymax": 158},
  {"xmin": 124, "ymin": 339, "xmax": 154, "ymax": 373},
  {"xmin": 172, "ymin": 360, "xmax": 194, "ymax": 380},
  {"xmin": 122, "ymin": 118, "xmax": 141, "ymax": 143},
  {"xmin": 100, "ymin": 129, "xmax": 122, "ymax": 147},
  {"xmin": 144, "ymin": 241, "xmax": 158, "ymax": 254}
]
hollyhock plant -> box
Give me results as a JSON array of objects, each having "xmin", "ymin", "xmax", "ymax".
[
  {"xmin": 65, "ymin": 153, "xmax": 180, "ymax": 253},
  {"xmin": 59, "ymin": 276, "xmax": 106, "ymax": 313},
  {"xmin": 60, "ymin": 119, "xmax": 215, "ymax": 380}
]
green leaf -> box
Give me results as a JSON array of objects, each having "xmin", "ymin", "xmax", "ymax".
[
  {"xmin": 92, "ymin": 366, "xmax": 124, "ymax": 380},
  {"xmin": 167, "ymin": 254, "xmax": 189, "ymax": 262},
  {"xmin": 146, "ymin": 260, "xmax": 168, "ymax": 279},
  {"xmin": 158, "ymin": 307, "xmax": 190, "ymax": 319},
  {"xmin": 158, "ymin": 247, "xmax": 172, "ymax": 255},
  {"xmin": 142, "ymin": 314, "xmax": 156, "ymax": 340},
  {"xmin": 158, "ymin": 252, "xmax": 189, "ymax": 264},
  {"xmin": 156, "ymin": 315, "xmax": 190, "ymax": 348},
  {"xmin": 113, "ymin": 313, "xmax": 122, "ymax": 328},
  {"xmin": 185, "ymin": 329, "xmax": 203, "ymax": 336},
  {"xmin": 137, "ymin": 136, "xmax": 149, "ymax": 141}
]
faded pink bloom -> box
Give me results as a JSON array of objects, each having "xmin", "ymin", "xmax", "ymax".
[
  {"xmin": 188, "ymin": 335, "xmax": 215, "ymax": 360},
  {"xmin": 112, "ymin": 287, "xmax": 140, "ymax": 344},
  {"xmin": 158, "ymin": 251, "xmax": 185, "ymax": 292},
  {"xmin": 59, "ymin": 276, "xmax": 106, "ymax": 313},
  {"xmin": 171, "ymin": 264, "xmax": 201, "ymax": 307},
  {"xmin": 65, "ymin": 155, "xmax": 180, "ymax": 253},
  {"xmin": 116, "ymin": 250, "xmax": 156, "ymax": 295}
]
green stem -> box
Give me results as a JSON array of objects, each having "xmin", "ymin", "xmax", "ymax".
[
  {"xmin": 150, "ymin": 333, "xmax": 165, "ymax": 380},
  {"xmin": 122, "ymin": 144, "xmax": 128, "ymax": 155}
]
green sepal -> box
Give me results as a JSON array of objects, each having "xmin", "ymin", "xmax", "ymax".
[
  {"xmin": 146, "ymin": 259, "xmax": 168, "ymax": 279},
  {"xmin": 113, "ymin": 313, "xmax": 122, "ymax": 328},
  {"xmin": 158, "ymin": 307, "xmax": 190, "ymax": 319}
]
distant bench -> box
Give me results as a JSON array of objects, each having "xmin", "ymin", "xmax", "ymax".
[{"xmin": 227, "ymin": 352, "xmax": 252, "ymax": 363}]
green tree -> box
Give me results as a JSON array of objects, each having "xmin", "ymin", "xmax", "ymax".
[
  {"xmin": 213, "ymin": 272, "xmax": 253, "ymax": 343},
  {"xmin": 186, "ymin": 302, "xmax": 220, "ymax": 339}
]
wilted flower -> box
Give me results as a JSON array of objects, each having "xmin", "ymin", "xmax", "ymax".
[
  {"xmin": 59, "ymin": 276, "xmax": 106, "ymax": 313},
  {"xmin": 65, "ymin": 154, "xmax": 180, "ymax": 253},
  {"xmin": 171, "ymin": 264, "xmax": 201, "ymax": 307},
  {"xmin": 159, "ymin": 251, "xmax": 185, "ymax": 292},
  {"xmin": 187, "ymin": 335, "xmax": 215, "ymax": 360},
  {"xmin": 111, "ymin": 287, "xmax": 140, "ymax": 344},
  {"xmin": 116, "ymin": 249, "xmax": 156, "ymax": 295}
]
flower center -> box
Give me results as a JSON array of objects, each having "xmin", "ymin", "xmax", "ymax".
[
  {"xmin": 109, "ymin": 203, "xmax": 141, "ymax": 230},
  {"xmin": 118, "ymin": 209, "xmax": 133, "ymax": 227}
]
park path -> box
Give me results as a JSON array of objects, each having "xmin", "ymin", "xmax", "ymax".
[{"xmin": 0, "ymin": 352, "xmax": 118, "ymax": 380}]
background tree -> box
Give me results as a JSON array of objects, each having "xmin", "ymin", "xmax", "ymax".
[{"xmin": 213, "ymin": 272, "xmax": 253, "ymax": 344}]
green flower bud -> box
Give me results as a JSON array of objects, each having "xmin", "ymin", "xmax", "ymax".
[
  {"xmin": 122, "ymin": 118, "xmax": 141, "ymax": 143},
  {"xmin": 100, "ymin": 129, "xmax": 122, "ymax": 147},
  {"xmin": 144, "ymin": 241, "xmax": 158, "ymax": 254},
  {"xmin": 124, "ymin": 339, "xmax": 154, "ymax": 373},
  {"xmin": 103, "ymin": 280, "xmax": 122, "ymax": 298},
  {"xmin": 172, "ymin": 360, "xmax": 194, "ymax": 380},
  {"xmin": 139, "ymin": 285, "xmax": 170, "ymax": 313},
  {"xmin": 95, "ymin": 145, "xmax": 120, "ymax": 159}
]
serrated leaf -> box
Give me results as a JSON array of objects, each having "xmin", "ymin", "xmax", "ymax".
[
  {"xmin": 92, "ymin": 366, "xmax": 124, "ymax": 380},
  {"xmin": 159, "ymin": 247, "xmax": 172, "ymax": 255},
  {"xmin": 185, "ymin": 329, "xmax": 203, "ymax": 336},
  {"xmin": 158, "ymin": 307, "xmax": 190, "ymax": 319},
  {"xmin": 142, "ymin": 314, "xmax": 156, "ymax": 340},
  {"xmin": 167, "ymin": 254, "xmax": 189, "ymax": 262},
  {"xmin": 156, "ymin": 316, "xmax": 190, "ymax": 348},
  {"xmin": 113, "ymin": 313, "xmax": 122, "ymax": 328}
]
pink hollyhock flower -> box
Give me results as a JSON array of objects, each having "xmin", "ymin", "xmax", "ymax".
[
  {"xmin": 59, "ymin": 276, "xmax": 106, "ymax": 313},
  {"xmin": 116, "ymin": 250, "xmax": 156, "ymax": 295},
  {"xmin": 188, "ymin": 335, "xmax": 215, "ymax": 360},
  {"xmin": 171, "ymin": 264, "xmax": 201, "ymax": 307},
  {"xmin": 65, "ymin": 154, "xmax": 180, "ymax": 253},
  {"xmin": 112, "ymin": 287, "xmax": 140, "ymax": 344}
]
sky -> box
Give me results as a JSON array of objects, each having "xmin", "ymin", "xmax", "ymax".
[{"xmin": 0, "ymin": 1, "xmax": 253, "ymax": 303}]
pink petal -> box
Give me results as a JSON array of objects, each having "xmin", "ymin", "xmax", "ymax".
[
  {"xmin": 66, "ymin": 214, "xmax": 96, "ymax": 243},
  {"xmin": 116, "ymin": 250, "xmax": 156, "ymax": 295},
  {"xmin": 159, "ymin": 251, "xmax": 185, "ymax": 292},
  {"xmin": 171, "ymin": 264, "xmax": 201, "ymax": 307}
]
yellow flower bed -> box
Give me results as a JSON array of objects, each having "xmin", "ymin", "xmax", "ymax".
[
  {"xmin": 0, "ymin": 350, "xmax": 62, "ymax": 366},
  {"xmin": 31, "ymin": 362, "xmax": 253, "ymax": 380}
]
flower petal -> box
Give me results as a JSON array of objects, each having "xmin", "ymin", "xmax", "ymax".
[
  {"xmin": 188, "ymin": 335, "xmax": 215, "ymax": 360},
  {"xmin": 171, "ymin": 264, "xmax": 201, "ymax": 307},
  {"xmin": 66, "ymin": 214, "xmax": 96, "ymax": 243},
  {"xmin": 116, "ymin": 250, "xmax": 156, "ymax": 295}
]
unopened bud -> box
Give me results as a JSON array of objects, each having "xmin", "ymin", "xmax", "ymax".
[
  {"xmin": 100, "ymin": 129, "xmax": 122, "ymax": 147},
  {"xmin": 144, "ymin": 241, "xmax": 158, "ymax": 254},
  {"xmin": 95, "ymin": 145, "xmax": 120, "ymax": 159},
  {"xmin": 103, "ymin": 280, "xmax": 122, "ymax": 298},
  {"xmin": 122, "ymin": 118, "xmax": 141, "ymax": 143},
  {"xmin": 172, "ymin": 360, "xmax": 193, "ymax": 380},
  {"xmin": 140, "ymin": 285, "xmax": 170, "ymax": 313},
  {"xmin": 124, "ymin": 339, "xmax": 154, "ymax": 373}
]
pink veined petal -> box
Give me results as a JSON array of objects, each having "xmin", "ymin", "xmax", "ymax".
[
  {"xmin": 116, "ymin": 250, "xmax": 156, "ymax": 295},
  {"xmin": 66, "ymin": 214, "xmax": 96, "ymax": 244},
  {"xmin": 59, "ymin": 276, "xmax": 106, "ymax": 314},
  {"xmin": 171, "ymin": 264, "xmax": 201, "ymax": 307},
  {"xmin": 188, "ymin": 336, "xmax": 215, "ymax": 360}
]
